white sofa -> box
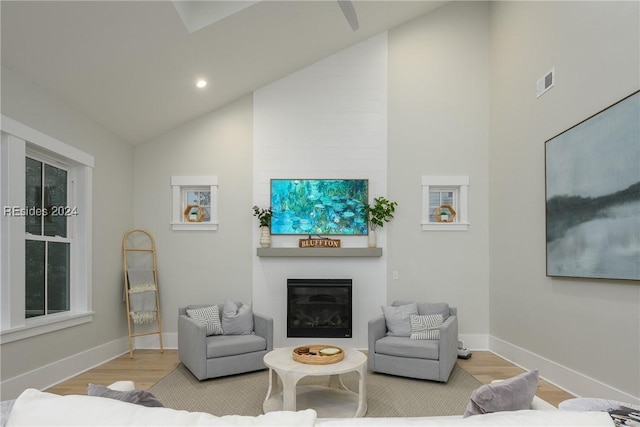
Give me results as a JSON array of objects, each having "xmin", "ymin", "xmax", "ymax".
[{"xmin": 4, "ymin": 388, "xmax": 614, "ymax": 427}]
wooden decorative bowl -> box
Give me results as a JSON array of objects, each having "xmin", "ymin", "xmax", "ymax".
[{"xmin": 292, "ymin": 344, "xmax": 344, "ymax": 365}]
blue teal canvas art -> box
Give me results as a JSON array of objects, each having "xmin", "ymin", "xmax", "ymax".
[
  {"xmin": 271, "ymin": 179, "xmax": 368, "ymax": 235},
  {"xmin": 545, "ymin": 90, "xmax": 640, "ymax": 280}
]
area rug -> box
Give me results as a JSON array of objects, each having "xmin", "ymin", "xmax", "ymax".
[{"xmin": 149, "ymin": 363, "xmax": 481, "ymax": 418}]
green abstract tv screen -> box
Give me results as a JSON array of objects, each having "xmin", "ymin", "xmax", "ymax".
[{"xmin": 270, "ymin": 179, "xmax": 368, "ymax": 235}]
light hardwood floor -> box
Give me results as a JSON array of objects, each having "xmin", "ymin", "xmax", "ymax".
[{"xmin": 45, "ymin": 349, "xmax": 574, "ymax": 408}]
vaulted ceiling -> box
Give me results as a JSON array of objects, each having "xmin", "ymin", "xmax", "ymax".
[{"xmin": 1, "ymin": 1, "xmax": 445, "ymax": 145}]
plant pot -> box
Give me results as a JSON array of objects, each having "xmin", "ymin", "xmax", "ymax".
[
  {"xmin": 368, "ymin": 230, "xmax": 377, "ymax": 248},
  {"xmin": 440, "ymin": 214, "xmax": 449, "ymax": 222},
  {"xmin": 260, "ymin": 226, "xmax": 271, "ymax": 248}
]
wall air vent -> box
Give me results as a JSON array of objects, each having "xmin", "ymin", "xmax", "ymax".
[{"xmin": 536, "ymin": 67, "xmax": 555, "ymax": 98}]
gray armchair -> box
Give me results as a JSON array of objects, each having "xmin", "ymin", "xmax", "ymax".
[
  {"xmin": 178, "ymin": 304, "xmax": 273, "ymax": 380},
  {"xmin": 368, "ymin": 301, "xmax": 458, "ymax": 382}
]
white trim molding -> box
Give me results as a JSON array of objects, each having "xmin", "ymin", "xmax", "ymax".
[
  {"xmin": 170, "ymin": 175, "xmax": 218, "ymax": 231},
  {"xmin": 490, "ymin": 335, "xmax": 640, "ymax": 405},
  {"xmin": 1, "ymin": 117, "xmax": 94, "ymax": 338},
  {"xmin": 0, "ymin": 337, "xmax": 128, "ymax": 400},
  {"xmin": 421, "ymin": 175, "xmax": 469, "ymax": 231}
]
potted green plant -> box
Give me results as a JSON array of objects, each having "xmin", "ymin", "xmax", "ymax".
[
  {"xmin": 252, "ymin": 206, "xmax": 273, "ymax": 247},
  {"xmin": 361, "ymin": 197, "xmax": 398, "ymax": 248},
  {"xmin": 439, "ymin": 209, "xmax": 449, "ymax": 222}
]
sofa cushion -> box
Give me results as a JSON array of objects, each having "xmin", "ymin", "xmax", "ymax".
[
  {"xmin": 186, "ymin": 305, "xmax": 224, "ymax": 336},
  {"xmin": 410, "ymin": 313, "xmax": 443, "ymax": 340},
  {"xmin": 7, "ymin": 388, "xmax": 318, "ymax": 427},
  {"xmin": 463, "ymin": 370, "xmax": 540, "ymax": 417},
  {"xmin": 206, "ymin": 334, "xmax": 266, "ymax": 358},
  {"xmin": 394, "ymin": 301, "xmax": 450, "ymax": 321},
  {"xmin": 382, "ymin": 303, "xmax": 418, "ymax": 337},
  {"xmin": 222, "ymin": 300, "xmax": 254, "ymax": 335},
  {"xmin": 87, "ymin": 384, "xmax": 164, "ymax": 408},
  {"xmin": 418, "ymin": 302, "xmax": 450, "ymax": 321},
  {"xmin": 375, "ymin": 335, "xmax": 440, "ymax": 360}
]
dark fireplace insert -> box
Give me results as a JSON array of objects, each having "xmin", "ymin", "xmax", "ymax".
[{"xmin": 287, "ymin": 278, "xmax": 352, "ymax": 338}]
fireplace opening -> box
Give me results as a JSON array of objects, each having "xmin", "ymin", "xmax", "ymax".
[{"xmin": 287, "ymin": 279, "xmax": 352, "ymax": 338}]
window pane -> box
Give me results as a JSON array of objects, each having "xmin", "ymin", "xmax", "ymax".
[
  {"xmin": 203, "ymin": 206, "xmax": 211, "ymax": 222},
  {"xmin": 25, "ymin": 240, "xmax": 45, "ymax": 318},
  {"xmin": 442, "ymin": 191, "xmax": 454, "ymax": 205},
  {"xmin": 25, "ymin": 158, "xmax": 42, "ymax": 235},
  {"xmin": 429, "ymin": 191, "xmax": 440, "ymax": 222},
  {"xmin": 44, "ymin": 164, "xmax": 68, "ymax": 237},
  {"xmin": 199, "ymin": 191, "xmax": 211, "ymax": 207},
  {"xmin": 48, "ymin": 242, "xmax": 70, "ymax": 314},
  {"xmin": 186, "ymin": 191, "xmax": 198, "ymax": 204}
]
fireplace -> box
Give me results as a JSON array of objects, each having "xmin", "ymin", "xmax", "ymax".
[{"xmin": 287, "ymin": 279, "xmax": 352, "ymax": 338}]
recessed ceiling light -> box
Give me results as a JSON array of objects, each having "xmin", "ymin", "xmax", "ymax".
[{"xmin": 196, "ymin": 79, "xmax": 207, "ymax": 89}]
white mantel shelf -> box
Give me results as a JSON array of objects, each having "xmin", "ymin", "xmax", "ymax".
[{"xmin": 256, "ymin": 247, "xmax": 382, "ymax": 257}]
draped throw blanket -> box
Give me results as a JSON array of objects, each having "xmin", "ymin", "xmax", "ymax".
[{"xmin": 127, "ymin": 269, "xmax": 157, "ymax": 324}]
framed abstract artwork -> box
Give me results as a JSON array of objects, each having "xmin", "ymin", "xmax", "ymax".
[{"xmin": 545, "ymin": 90, "xmax": 639, "ymax": 281}]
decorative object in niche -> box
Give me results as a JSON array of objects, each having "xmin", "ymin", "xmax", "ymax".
[
  {"xmin": 421, "ymin": 176, "xmax": 469, "ymax": 231},
  {"xmin": 170, "ymin": 176, "xmax": 218, "ymax": 231},
  {"xmin": 545, "ymin": 90, "xmax": 639, "ymax": 281},
  {"xmin": 435, "ymin": 205, "xmax": 456, "ymax": 223},
  {"xmin": 184, "ymin": 204, "xmax": 205, "ymax": 222}
]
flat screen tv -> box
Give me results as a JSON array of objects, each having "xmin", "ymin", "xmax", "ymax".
[{"xmin": 270, "ymin": 179, "xmax": 368, "ymax": 235}]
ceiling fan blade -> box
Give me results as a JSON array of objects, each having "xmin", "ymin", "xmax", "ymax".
[{"xmin": 337, "ymin": 0, "xmax": 359, "ymax": 31}]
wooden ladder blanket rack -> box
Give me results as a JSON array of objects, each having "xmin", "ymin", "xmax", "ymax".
[{"xmin": 122, "ymin": 229, "xmax": 164, "ymax": 358}]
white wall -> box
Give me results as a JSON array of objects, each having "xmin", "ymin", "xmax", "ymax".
[
  {"xmin": 489, "ymin": 1, "xmax": 640, "ymax": 403},
  {"xmin": 0, "ymin": 66, "xmax": 134, "ymax": 396},
  {"xmin": 133, "ymin": 96, "xmax": 254, "ymax": 344},
  {"xmin": 4, "ymin": 0, "xmax": 638, "ymax": 405},
  {"xmin": 253, "ymin": 33, "xmax": 388, "ymax": 348},
  {"xmin": 387, "ymin": 1, "xmax": 491, "ymax": 350}
]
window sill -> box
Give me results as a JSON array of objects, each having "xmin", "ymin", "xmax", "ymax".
[
  {"xmin": 421, "ymin": 222, "xmax": 469, "ymax": 231},
  {"xmin": 170, "ymin": 222, "xmax": 218, "ymax": 231},
  {"xmin": 0, "ymin": 311, "xmax": 94, "ymax": 344}
]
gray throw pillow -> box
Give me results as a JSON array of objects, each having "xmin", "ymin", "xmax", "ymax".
[
  {"xmin": 463, "ymin": 369, "xmax": 539, "ymax": 417},
  {"xmin": 393, "ymin": 301, "xmax": 450, "ymax": 321},
  {"xmin": 221, "ymin": 300, "xmax": 254, "ymax": 335},
  {"xmin": 417, "ymin": 302, "xmax": 450, "ymax": 321},
  {"xmin": 381, "ymin": 302, "xmax": 418, "ymax": 337},
  {"xmin": 87, "ymin": 383, "xmax": 164, "ymax": 407}
]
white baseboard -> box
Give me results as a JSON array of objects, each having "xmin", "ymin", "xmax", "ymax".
[
  {"xmin": 490, "ymin": 335, "xmax": 640, "ymax": 405},
  {"xmin": 458, "ymin": 334, "xmax": 489, "ymax": 351},
  {"xmin": 0, "ymin": 337, "xmax": 129, "ymax": 400},
  {"xmin": 133, "ymin": 332, "xmax": 177, "ymax": 350}
]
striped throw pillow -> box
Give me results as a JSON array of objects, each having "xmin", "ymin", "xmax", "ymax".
[
  {"xmin": 187, "ymin": 305, "xmax": 224, "ymax": 336},
  {"xmin": 409, "ymin": 313, "xmax": 443, "ymax": 340}
]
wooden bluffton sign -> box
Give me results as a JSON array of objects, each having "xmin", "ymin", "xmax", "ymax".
[{"xmin": 299, "ymin": 236, "xmax": 341, "ymax": 248}]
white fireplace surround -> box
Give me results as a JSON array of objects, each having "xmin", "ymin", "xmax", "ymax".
[{"xmin": 252, "ymin": 33, "xmax": 388, "ymax": 349}]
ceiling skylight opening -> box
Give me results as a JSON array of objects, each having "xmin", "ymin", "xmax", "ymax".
[{"xmin": 196, "ymin": 79, "xmax": 208, "ymax": 89}]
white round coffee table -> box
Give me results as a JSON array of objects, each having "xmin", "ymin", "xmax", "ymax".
[{"xmin": 263, "ymin": 346, "xmax": 367, "ymax": 418}]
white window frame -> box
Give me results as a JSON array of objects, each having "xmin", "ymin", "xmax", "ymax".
[
  {"xmin": 421, "ymin": 175, "xmax": 469, "ymax": 231},
  {"xmin": 1, "ymin": 116, "xmax": 94, "ymax": 343},
  {"xmin": 24, "ymin": 151, "xmax": 73, "ymax": 319},
  {"xmin": 170, "ymin": 176, "xmax": 218, "ymax": 231}
]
